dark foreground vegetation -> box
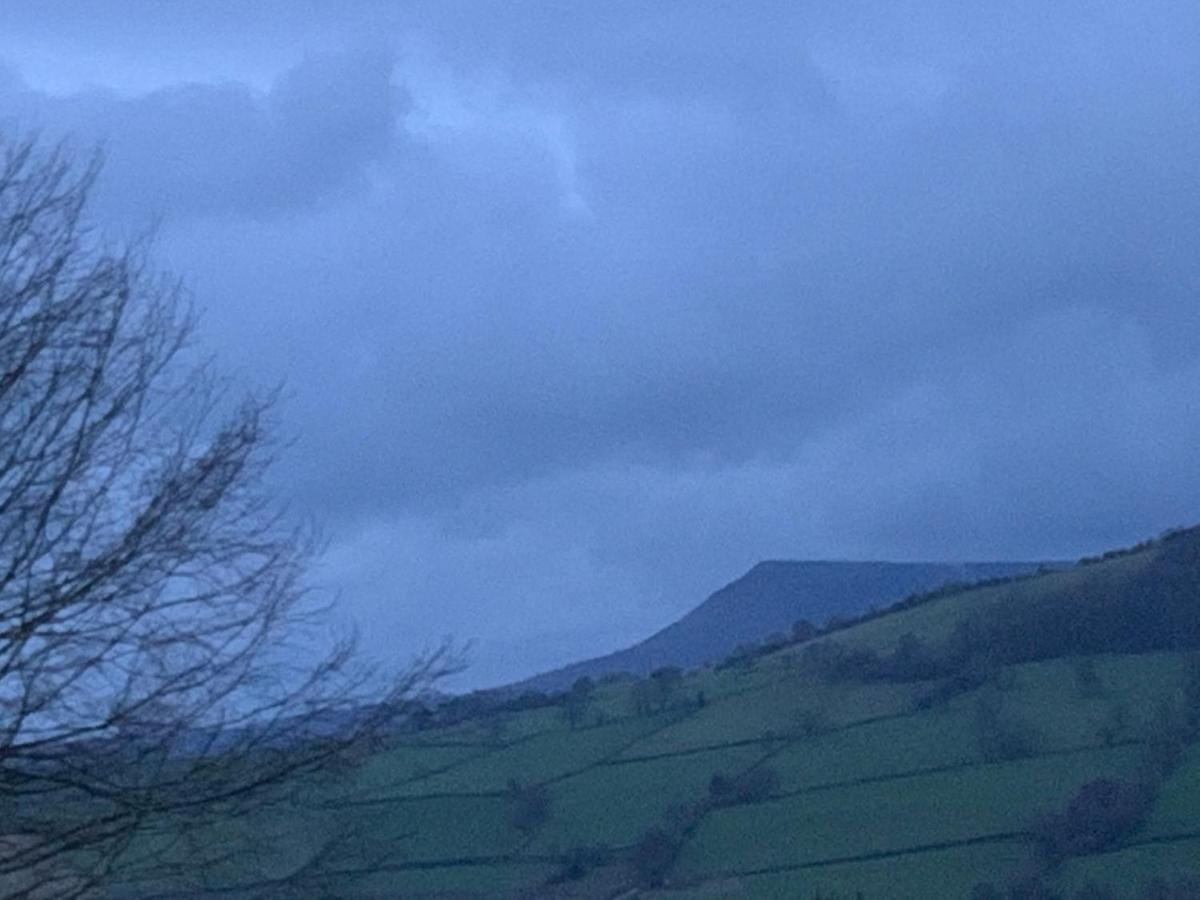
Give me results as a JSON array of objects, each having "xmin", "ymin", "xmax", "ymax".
[{"xmin": 0, "ymin": 135, "xmax": 453, "ymax": 899}]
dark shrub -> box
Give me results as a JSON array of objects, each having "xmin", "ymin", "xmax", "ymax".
[
  {"xmin": 1073, "ymin": 656, "xmax": 1105, "ymax": 698},
  {"xmin": 915, "ymin": 653, "xmax": 998, "ymax": 710},
  {"xmin": 800, "ymin": 641, "xmax": 884, "ymax": 683},
  {"xmin": 735, "ymin": 766, "xmax": 779, "ymax": 803},
  {"xmin": 630, "ymin": 666, "xmax": 686, "ymax": 715},
  {"xmin": 563, "ymin": 676, "xmax": 594, "ymax": 728},
  {"xmin": 631, "ymin": 828, "xmax": 680, "ymax": 887},
  {"xmin": 1032, "ymin": 778, "xmax": 1153, "ymax": 863},
  {"xmin": 650, "ymin": 666, "xmax": 684, "ymax": 707},
  {"xmin": 975, "ymin": 691, "xmax": 1040, "ymax": 762},
  {"xmin": 708, "ymin": 772, "xmax": 734, "ymax": 802},
  {"xmin": 1096, "ymin": 701, "xmax": 1129, "ymax": 748},
  {"xmin": 708, "ymin": 767, "xmax": 780, "ymax": 806},
  {"xmin": 507, "ymin": 780, "xmax": 552, "ymax": 837},
  {"xmin": 663, "ymin": 798, "xmax": 708, "ymax": 835},
  {"xmin": 882, "ymin": 632, "xmax": 951, "ymax": 681},
  {"xmin": 551, "ymin": 844, "xmax": 612, "ymax": 882},
  {"xmin": 792, "ymin": 619, "xmax": 819, "ymax": 642},
  {"xmin": 795, "ymin": 706, "xmax": 828, "ymax": 737},
  {"xmin": 1140, "ymin": 696, "xmax": 1193, "ymax": 783},
  {"xmin": 762, "ymin": 631, "xmax": 790, "ymax": 652},
  {"xmin": 719, "ymin": 643, "xmax": 759, "ymax": 672}
]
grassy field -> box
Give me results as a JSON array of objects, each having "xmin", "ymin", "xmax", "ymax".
[{"xmin": 104, "ymin": 539, "xmax": 1200, "ymax": 898}]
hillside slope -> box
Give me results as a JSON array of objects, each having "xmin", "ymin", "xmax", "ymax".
[
  {"xmin": 519, "ymin": 560, "xmax": 1046, "ymax": 692},
  {"xmin": 102, "ymin": 527, "xmax": 1200, "ymax": 898}
]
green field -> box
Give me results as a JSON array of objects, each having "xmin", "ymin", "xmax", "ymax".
[{"xmin": 101, "ymin": 537, "xmax": 1200, "ymax": 898}]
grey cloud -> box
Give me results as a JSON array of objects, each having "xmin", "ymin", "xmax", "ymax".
[
  {"xmin": 0, "ymin": 47, "xmax": 404, "ymax": 218},
  {"xmin": 1, "ymin": 2, "xmax": 1198, "ymax": 684}
]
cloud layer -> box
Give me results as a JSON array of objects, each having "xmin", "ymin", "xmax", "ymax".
[{"xmin": 2, "ymin": 2, "xmax": 1198, "ymax": 686}]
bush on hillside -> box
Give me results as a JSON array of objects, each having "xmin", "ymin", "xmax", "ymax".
[
  {"xmin": 792, "ymin": 619, "xmax": 820, "ymax": 642},
  {"xmin": 631, "ymin": 678, "xmax": 656, "ymax": 716},
  {"xmin": 882, "ymin": 632, "xmax": 951, "ymax": 681},
  {"xmin": 1073, "ymin": 656, "xmax": 1106, "ymax": 698},
  {"xmin": 651, "ymin": 666, "xmax": 684, "ymax": 704},
  {"xmin": 915, "ymin": 651, "xmax": 1001, "ymax": 710},
  {"xmin": 795, "ymin": 706, "xmax": 829, "ymax": 737},
  {"xmin": 631, "ymin": 827, "xmax": 681, "ymax": 887},
  {"xmin": 549, "ymin": 844, "xmax": 612, "ymax": 883},
  {"xmin": 1096, "ymin": 700, "xmax": 1130, "ymax": 748},
  {"xmin": 631, "ymin": 666, "xmax": 687, "ymax": 716},
  {"xmin": 1139, "ymin": 696, "xmax": 1195, "ymax": 783},
  {"xmin": 707, "ymin": 766, "xmax": 780, "ymax": 807},
  {"xmin": 1030, "ymin": 778, "xmax": 1154, "ymax": 863},
  {"xmin": 506, "ymin": 780, "xmax": 553, "ymax": 837},
  {"xmin": 974, "ymin": 690, "xmax": 1041, "ymax": 762},
  {"xmin": 716, "ymin": 642, "xmax": 761, "ymax": 672},
  {"xmin": 562, "ymin": 676, "xmax": 595, "ymax": 729},
  {"xmin": 799, "ymin": 641, "xmax": 885, "ymax": 683}
]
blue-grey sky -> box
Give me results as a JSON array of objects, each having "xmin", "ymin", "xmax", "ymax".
[{"xmin": 2, "ymin": 1, "xmax": 1198, "ymax": 687}]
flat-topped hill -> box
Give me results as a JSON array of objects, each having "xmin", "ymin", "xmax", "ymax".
[{"xmin": 518, "ymin": 559, "xmax": 1048, "ymax": 693}]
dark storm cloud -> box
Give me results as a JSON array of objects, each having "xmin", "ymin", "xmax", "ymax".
[{"xmin": 1, "ymin": 1, "xmax": 1198, "ymax": 685}]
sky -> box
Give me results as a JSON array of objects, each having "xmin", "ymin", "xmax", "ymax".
[{"xmin": 1, "ymin": 1, "xmax": 1198, "ymax": 688}]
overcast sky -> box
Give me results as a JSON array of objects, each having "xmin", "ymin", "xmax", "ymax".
[{"xmin": 2, "ymin": 1, "xmax": 1198, "ymax": 687}]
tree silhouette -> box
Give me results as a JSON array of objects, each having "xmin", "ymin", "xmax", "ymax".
[{"xmin": 0, "ymin": 134, "xmax": 453, "ymax": 898}]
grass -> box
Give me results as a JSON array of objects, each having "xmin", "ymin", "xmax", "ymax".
[
  {"xmin": 103, "ymin": 541, "xmax": 1200, "ymax": 897},
  {"xmin": 1055, "ymin": 837, "xmax": 1200, "ymax": 898},
  {"xmin": 382, "ymin": 712, "xmax": 673, "ymax": 796},
  {"xmin": 675, "ymin": 745, "xmax": 1141, "ymax": 878},
  {"xmin": 532, "ymin": 742, "xmax": 775, "ymax": 850},
  {"xmin": 654, "ymin": 840, "xmax": 1029, "ymax": 899}
]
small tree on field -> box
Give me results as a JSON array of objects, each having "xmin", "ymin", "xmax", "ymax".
[
  {"xmin": 791, "ymin": 619, "xmax": 818, "ymax": 642},
  {"xmin": 630, "ymin": 828, "xmax": 679, "ymax": 887},
  {"xmin": 974, "ymin": 690, "xmax": 1039, "ymax": 762},
  {"xmin": 631, "ymin": 678, "xmax": 656, "ymax": 717},
  {"xmin": 707, "ymin": 766, "xmax": 780, "ymax": 806},
  {"xmin": 1096, "ymin": 701, "xmax": 1130, "ymax": 748},
  {"xmin": 795, "ymin": 706, "xmax": 828, "ymax": 738},
  {"xmin": 1073, "ymin": 656, "xmax": 1105, "ymax": 699},
  {"xmin": 1030, "ymin": 778, "xmax": 1153, "ymax": 863},
  {"xmin": 650, "ymin": 666, "xmax": 683, "ymax": 710},
  {"xmin": 563, "ymin": 676, "xmax": 594, "ymax": 729},
  {"xmin": 0, "ymin": 135, "xmax": 454, "ymax": 898},
  {"xmin": 507, "ymin": 780, "xmax": 552, "ymax": 838}
]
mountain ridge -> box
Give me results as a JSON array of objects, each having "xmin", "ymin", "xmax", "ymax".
[{"xmin": 515, "ymin": 558, "xmax": 1050, "ymax": 693}]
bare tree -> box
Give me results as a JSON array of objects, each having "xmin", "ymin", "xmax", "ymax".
[{"xmin": 0, "ymin": 134, "xmax": 453, "ymax": 898}]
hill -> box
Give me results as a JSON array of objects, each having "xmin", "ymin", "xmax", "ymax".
[
  {"xmin": 518, "ymin": 560, "xmax": 1049, "ymax": 693},
  {"xmin": 91, "ymin": 527, "xmax": 1200, "ymax": 898}
]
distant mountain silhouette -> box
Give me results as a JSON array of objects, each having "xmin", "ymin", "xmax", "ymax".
[{"xmin": 515, "ymin": 560, "xmax": 1048, "ymax": 693}]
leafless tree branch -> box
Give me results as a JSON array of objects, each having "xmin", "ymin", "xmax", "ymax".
[{"xmin": 0, "ymin": 132, "xmax": 460, "ymax": 898}]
